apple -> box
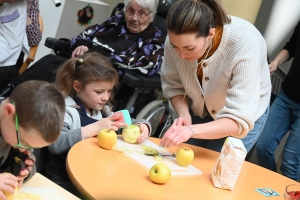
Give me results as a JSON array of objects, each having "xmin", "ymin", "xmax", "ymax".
[
  {"xmin": 3, "ymin": 185, "xmax": 17, "ymax": 198},
  {"xmin": 176, "ymin": 147, "xmax": 194, "ymax": 167},
  {"xmin": 122, "ymin": 124, "xmax": 141, "ymax": 143},
  {"xmin": 97, "ymin": 129, "xmax": 117, "ymax": 150},
  {"xmin": 149, "ymin": 163, "xmax": 171, "ymax": 184}
]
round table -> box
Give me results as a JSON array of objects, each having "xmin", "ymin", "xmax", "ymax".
[{"xmin": 67, "ymin": 137, "xmax": 298, "ymax": 200}]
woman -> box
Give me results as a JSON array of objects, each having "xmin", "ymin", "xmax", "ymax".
[
  {"xmin": 159, "ymin": 0, "xmax": 271, "ymax": 153},
  {"xmin": 71, "ymin": 0, "xmax": 164, "ymax": 76},
  {"xmin": 256, "ymin": 20, "xmax": 300, "ymax": 181}
]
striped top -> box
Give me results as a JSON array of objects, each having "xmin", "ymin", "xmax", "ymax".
[{"xmin": 161, "ymin": 16, "xmax": 271, "ymax": 138}]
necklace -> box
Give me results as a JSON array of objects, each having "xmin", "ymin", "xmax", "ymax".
[{"xmin": 182, "ymin": 41, "xmax": 213, "ymax": 104}]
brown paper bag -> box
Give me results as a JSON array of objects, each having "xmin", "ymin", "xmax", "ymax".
[{"xmin": 210, "ymin": 137, "xmax": 247, "ymax": 190}]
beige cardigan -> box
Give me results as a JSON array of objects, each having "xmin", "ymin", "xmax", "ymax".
[{"xmin": 161, "ymin": 16, "xmax": 271, "ymax": 138}]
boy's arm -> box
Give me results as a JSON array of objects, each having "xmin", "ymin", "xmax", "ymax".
[{"xmin": 48, "ymin": 124, "xmax": 82, "ymax": 155}]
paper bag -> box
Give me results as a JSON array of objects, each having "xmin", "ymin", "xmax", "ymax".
[{"xmin": 210, "ymin": 137, "xmax": 247, "ymax": 190}]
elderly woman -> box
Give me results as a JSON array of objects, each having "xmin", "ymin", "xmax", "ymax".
[
  {"xmin": 159, "ymin": 0, "xmax": 271, "ymax": 153},
  {"xmin": 0, "ymin": 0, "xmax": 165, "ymax": 97},
  {"xmin": 71, "ymin": 0, "xmax": 164, "ymax": 76}
]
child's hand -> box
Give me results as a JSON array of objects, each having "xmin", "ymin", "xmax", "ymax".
[
  {"xmin": 0, "ymin": 173, "xmax": 17, "ymax": 200},
  {"xmin": 17, "ymin": 150, "xmax": 34, "ymax": 188},
  {"xmin": 136, "ymin": 123, "xmax": 150, "ymax": 143},
  {"xmin": 82, "ymin": 116, "xmax": 126, "ymax": 138}
]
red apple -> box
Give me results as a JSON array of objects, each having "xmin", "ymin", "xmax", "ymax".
[{"xmin": 97, "ymin": 129, "xmax": 117, "ymax": 150}]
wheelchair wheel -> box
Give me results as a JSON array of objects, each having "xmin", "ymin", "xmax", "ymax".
[{"xmin": 136, "ymin": 99, "xmax": 177, "ymax": 138}]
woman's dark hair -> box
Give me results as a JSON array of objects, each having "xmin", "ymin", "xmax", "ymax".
[{"xmin": 166, "ymin": 0, "xmax": 231, "ymax": 37}]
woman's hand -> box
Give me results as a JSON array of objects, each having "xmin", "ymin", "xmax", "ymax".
[
  {"xmin": 17, "ymin": 151, "xmax": 34, "ymax": 188},
  {"xmin": 269, "ymin": 61, "xmax": 278, "ymax": 75},
  {"xmin": 72, "ymin": 45, "xmax": 89, "ymax": 58},
  {"xmin": 159, "ymin": 125, "xmax": 194, "ymax": 148},
  {"xmin": 82, "ymin": 115, "xmax": 126, "ymax": 138},
  {"xmin": 0, "ymin": 173, "xmax": 17, "ymax": 200},
  {"xmin": 136, "ymin": 123, "xmax": 149, "ymax": 143}
]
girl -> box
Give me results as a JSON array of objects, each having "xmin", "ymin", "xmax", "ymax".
[{"xmin": 44, "ymin": 52, "xmax": 151, "ymax": 196}]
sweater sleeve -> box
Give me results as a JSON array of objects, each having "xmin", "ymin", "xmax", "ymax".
[
  {"xmin": 283, "ymin": 20, "xmax": 300, "ymax": 58},
  {"xmin": 47, "ymin": 113, "xmax": 82, "ymax": 155},
  {"xmin": 217, "ymin": 29, "xmax": 270, "ymax": 138}
]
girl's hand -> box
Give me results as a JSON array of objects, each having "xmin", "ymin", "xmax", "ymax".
[
  {"xmin": 136, "ymin": 123, "xmax": 149, "ymax": 143},
  {"xmin": 17, "ymin": 151, "xmax": 34, "ymax": 188},
  {"xmin": 72, "ymin": 45, "xmax": 89, "ymax": 57},
  {"xmin": 159, "ymin": 125, "xmax": 193, "ymax": 148},
  {"xmin": 82, "ymin": 115, "xmax": 126, "ymax": 138},
  {"xmin": 0, "ymin": 173, "xmax": 17, "ymax": 200}
]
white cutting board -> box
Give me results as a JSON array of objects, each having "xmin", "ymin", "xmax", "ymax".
[
  {"xmin": 115, "ymin": 138, "xmax": 202, "ymax": 176},
  {"xmin": 14, "ymin": 187, "xmax": 67, "ymax": 200}
]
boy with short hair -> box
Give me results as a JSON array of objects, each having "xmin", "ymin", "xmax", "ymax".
[{"xmin": 0, "ymin": 80, "xmax": 65, "ymax": 198}]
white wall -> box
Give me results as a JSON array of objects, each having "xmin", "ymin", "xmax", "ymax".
[{"xmin": 34, "ymin": 0, "xmax": 109, "ymax": 64}]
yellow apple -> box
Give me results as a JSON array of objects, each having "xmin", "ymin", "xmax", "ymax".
[
  {"xmin": 122, "ymin": 124, "xmax": 141, "ymax": 143},
  {"xmin": 149, "ymin": 163, "xmax": 171, "ymax": 184},
  {"xmin": 97, "ymin": 129, "xmax": 117, "ymax": 150},
  {"xmin": 176, "ymin": 147, "xmax": 194, "ymax": 167},
  {"xmin": 3, "ymin": 186, "xmax": 17, "ymax": 198}
]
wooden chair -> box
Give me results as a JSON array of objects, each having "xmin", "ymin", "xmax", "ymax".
[{"xmin": 19, "ymin": 14, "xmax": 44, "ymax": 74}]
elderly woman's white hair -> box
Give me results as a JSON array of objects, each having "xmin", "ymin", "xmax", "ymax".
[{"xmin": 124, "ymin": 0, "xmax": 159, "ymax": 20}]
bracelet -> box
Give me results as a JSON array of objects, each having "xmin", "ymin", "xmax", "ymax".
[{"xmin": 186, "ymin": 126, "xmax": 194, "ymax": 138}]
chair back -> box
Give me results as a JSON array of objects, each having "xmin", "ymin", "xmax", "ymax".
[
  {"xmin": 19, "ymin": 14, "xmax": 44, "ymax": 74},
  {"xmin": 153, "ymin": 0, "xmax": 176, "ymax": 35}
]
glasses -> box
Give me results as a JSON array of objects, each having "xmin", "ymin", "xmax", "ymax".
[
  {"xmin": 12, "ymin": 102, "xmax": 32, "ymax": 149},
  {"xmin": 125, "ymin": 7, "xmax": 152, "ymax": 18}
]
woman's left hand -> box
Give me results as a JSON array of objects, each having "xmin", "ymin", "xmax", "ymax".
[
  {"xmin": 17, "ymin": 151, "xmax": 34, "ymax": 187},
  {"xmin": 136, "ymin": 123, "xmax": 149, "ymax": 143},
  {"xmin": 159, "ymin": 125, "xmax": 193, "ymax": 148}
]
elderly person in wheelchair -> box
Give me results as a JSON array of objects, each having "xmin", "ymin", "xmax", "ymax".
[
  {"xmin": 0, "ymin": 0, "xmax": 166, "ymax": 97},
  {"xmin": 71, "ymin": 0, "xmax": 164, "ymax": 76}
]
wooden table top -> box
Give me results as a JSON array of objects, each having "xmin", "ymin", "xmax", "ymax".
[
  {"xmin": 23, "ymin": 173, "xmax": 80, "ymax": 199},
  {"xmin": 66, "ymin": 137, "xmax": 298, "ymax": 200}
]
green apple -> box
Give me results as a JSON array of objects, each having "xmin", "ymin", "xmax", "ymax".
[
  {"xmin": 149, "ymin": 163, "xmax": 171, "ymax": 184},
  {"xmin": 97, "ymin": 129, "xmax": 117, "ymax": 150},
  {"xmin": 122, "ymin": 124, "xmax": 141, "ymax": 143},
  {"xmin": 176, "ymin": 147, "xmax": 194, "ymax": 167}
]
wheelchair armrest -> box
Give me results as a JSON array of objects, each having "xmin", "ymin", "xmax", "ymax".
[
  {"xmin": 45, "ymin": 37, "xmax": 70, "ymax": 51},
  {"xmin": 121, "ymin": 72, "xmax": 161, "ymax": 89}
]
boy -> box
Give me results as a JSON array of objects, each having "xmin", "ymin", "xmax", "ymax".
[{"xmin": 0, "ymin": 80, "xmax": 65, "ymax": 198}]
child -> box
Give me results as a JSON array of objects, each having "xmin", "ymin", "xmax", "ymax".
[
  {"xmin": 0, "ymin": 80, "xmax": 65, "ymax": 198},
  {"xmin": 44, "ymin": 52, "xmax": 152, "ymax": 196}
]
